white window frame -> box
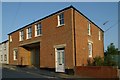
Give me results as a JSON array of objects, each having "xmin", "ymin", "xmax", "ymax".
[
  {"xmin": 99, "ymin": 31, "xmax": 101, "ymax": 40},
  {"xmin": 88, "ymin": 42, "xmax": 92, "ymax": 57},
  {"xmin": 35, "ymin": 23, "xmax": 42, "ymax": 37},
  {"xmin": 13, "ymin": 49, "xmax": 18, "ymax": 60},
  {"xmin": 19, "ymin": 30, "xmax": 24, "ymax": 41},
  {"xmin": 57, "ymin": 13, "xmax": 64, "ymax": 27},
  {"xmin": 88, "ymin": 23, "xmax": 91, "ymax": 36},
  {"xmin": 26, "ymin": 27, "xmax": 32, "ymax": 39},
  {"xmin": 10, "ymin": 35, "xmax": 12, "ymax": 42}
]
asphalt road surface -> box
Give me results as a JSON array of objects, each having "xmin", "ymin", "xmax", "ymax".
[{"xmin": 2, "ymin": 67, "xmax": 56, "ymax": 78}]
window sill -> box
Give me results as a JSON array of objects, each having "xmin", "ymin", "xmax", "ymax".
[
  {"xmin": 26, "ymin": 37, "xmax": 32, "ymax": 40},
  {"xmin": 35, "ymin": 34, "xmax": 42, "ymax": 37},
  {"xmin": 89, "ymin": 56, "xmax": 92, "ymax": 58},
  {"xmin": 88, "ymin": 34, "xmax": 91, "ymax": 36},
  {"xmin": 19, "ymin": 40, "xmax": 24, "ymax": 42},
  {"xmin": 57, "ymin": 24, "xmax": 65, "ymax": 27}
]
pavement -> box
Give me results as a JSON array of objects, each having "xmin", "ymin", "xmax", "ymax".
[{"xmin": 1, "ymin": 64, "xmax": 80, "ymax": 79}]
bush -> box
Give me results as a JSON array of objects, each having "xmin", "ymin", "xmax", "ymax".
[
  {"xmin": 87, "ymin": 56, "xmax": 117, "ymax": 66},
  {"xmin": 87, "ymin": 56, "xmax": 104, "ymax": 66}
]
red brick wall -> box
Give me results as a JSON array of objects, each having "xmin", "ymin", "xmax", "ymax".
[
  {"xmin": 74, "ymin": 10, "xmax": 104, "ymax": 66},
  {"xmin": 9, "ymin": 8, "xmax": 75, "ymax": 69},
  {"xmin": 75, "ymin": 66, "xmax": 118, "ymax": 78},
  {"xmin": 40, "ymin": 8, "xmax": 74, "ymax": 68},
  {"xmin": 9, "ymin": 7, "xmax": 104, "ymax": 69}
]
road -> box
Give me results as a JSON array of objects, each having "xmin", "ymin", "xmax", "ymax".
[
  {"xmin": 2, "ymin": 67, "xmax": 53, "ymax": 78},
  {"xmin": 1, "ymin": 64, "xmax": 78, "ymax": 79}
]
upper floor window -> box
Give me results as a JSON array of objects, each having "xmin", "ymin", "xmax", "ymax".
[
  {"xmin": 19, "ymin": 30, "xmax": 24, "ymax": 41},
  {"xmin": 58, "ymin": 13, "xmax": 64, "ymax": 26},
  {"xmin": 13, "ymin": 49, "xmax": 18, "ymax": 60},
  {"xmin": 99, "ymin": 31, "xmax": 101, "ymax": 40},
  {"xmin": 88, "ymin": 42, "xmax": 92, "ymax": 57},
  {"xmin": 10, "ymin": 35, "xmax": 12, "ymax": 42},
  {"xmin": 88, "ymin": 23, "xmax": 91, "ymax": 36},
  {"xmin": 35, "ymin": 23, "xmax": 42, "ymax": 37},
  {"xmin": 26, "ymin": 27, "xmax": 32, "ymax": 39}
]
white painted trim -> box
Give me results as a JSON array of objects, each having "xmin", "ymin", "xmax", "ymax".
[
  {"xmin": 88, "ymin": 40, "xmax": 93, "ymax": 43},
  {"xmin": 53, "ymin": 44, "xmax": 66, "ymax": 48},
  {"xmin": 55, "ymin": 48, "xmax": 65, "ymax": 72},
  {"xmin": 13, "ymin": 50, "xmax": 17, "ymax": 60},
  {"xmin": 55, "ymin": 48, "xmax": 57, "ymax": 72},
  {"xmin": 19, "ymin": 31, "xmax": 21, "ymax": 41},
  {"xmin": 26, "ymin": 27, "xmax": 32, "ymax": 39},
  {"xmin": 35, "ymin": 24, "xmax": 37, "ymax": 37},
  {"xmin": 19, "ymin": 30, "xmax": 24, "ymax": 41},
  {"xmin": 88, "ymin": 42, "xmax": 93, "ymax": 58},
  {"xmin": 34, "ymin": 24, "xmax": 42, "ymax": 37},
  {"xmin": 57, "ymin": 13, "xmax": 65, "ymax": 27},
  {"xmin": 88, "ymin": 23, "xmax": 91, "ymax": 36},
  {"xmin": 57, "ymin": 14, "xmax": 60, "ymax": 27},
  {"xmin": 99, "ymin": 31, "xmax": 101, "ymax": 40},
  {"xmin": 54, "ymin": 44, "xmax": 66, "ymax": 72},
  {"xmin": 10, "ymin": 36, "xmax": 12, "ymax": 42},
  {"xmin": 26, "ymin": 28, "xmax": 28, "ymax": 39}
]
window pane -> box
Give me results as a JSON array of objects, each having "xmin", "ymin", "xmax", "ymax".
[
  {"xmin": 27, "ymin": 27, "xmax": 32, "ymax": 38},
  {"xmin": 36, "ymin": 23, "xmax": 42, "ymax": 36},
  {"xmin": 13, "ymin": 50, "xmax": 18, "ymax": 60},
  {"xmin": 59, "ymin": 13, "xmax": 64, "ymax": 19},
  {"xmin": 88, "ymin": 43, "xmax": 92, "ymax": 57},
  {"xmin": 60, "ymin": 19, "xmax": 64, "ymax": 25},
  {"xmin": 62, "ymin": 51, "xmax": 64, "ymax": 64},
  {"xmin": 37, "ymin": 30, "xmax": 40, "ymax": 35},
  {"xmin": 20, "ymin": 30, "xmax": 24, "ymax": 41},
  {"xmin": 58, "ymin": 52, "xmax": 60, "ymax": 64},
  {"xmin": 37, "ymin": 24, "xmax": 41, "ymax": 29},
  {"xmin": 58, "ymin": 13, "xmax": 64, "ymax": 26}
]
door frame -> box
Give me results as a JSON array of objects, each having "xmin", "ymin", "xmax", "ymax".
[{"xmin": 54, "ymin": 44, "xmax": 66, "ymax": 72}]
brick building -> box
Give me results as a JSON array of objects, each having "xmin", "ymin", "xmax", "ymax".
[
  {"xmin": 0, "ymin": 40, "xmax": 9, "ymax": 64},
  {"xmin": 8, "ymin": 6, "xmax": 104, "ymax": 72}
]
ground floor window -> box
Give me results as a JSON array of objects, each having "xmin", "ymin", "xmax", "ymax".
[
  {"xmin": 13, "ymin": 49, "xmax": 18, "ymax": 60},
  {"xmin": 88, "ymin": 42, "xmax": 93, "ymax": 57}
]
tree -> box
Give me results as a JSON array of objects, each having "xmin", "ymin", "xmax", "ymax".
[
  {"xmin": 105, "ymin": 43, "xmax": 118, "ymax": 55},
  {"xmin": 87, "ymin": 43, "xmax": 118, "ymax": 66},
  {"xmin": 104, "ymin": 43, "xmax": 118, "ymax": 66}
]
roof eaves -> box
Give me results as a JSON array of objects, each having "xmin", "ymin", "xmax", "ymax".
[
  {"xmin": 1, "ymin": 40, "xmax": 8, "ymax": 44},
  {"xmin": 8, "ymin": 5, "xmax": 103, "ymax": 35},
  {"xmin": 8, "ymin": 5, "xmax": 73, "ymax": 35},
  {"xmin": 72, "ymin": 6, "xmax": 104, "ymax": 32}
]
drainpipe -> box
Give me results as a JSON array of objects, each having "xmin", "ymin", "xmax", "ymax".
[{"xmin": 73, "ymin": 9, "xmax": 77, "ymax": 67}]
